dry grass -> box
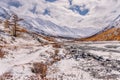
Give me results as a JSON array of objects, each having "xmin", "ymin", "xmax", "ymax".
[
  {"xmin": 55, "ymin": 49, "xmax": 59, "ymax": 54},
  {"xmin": 43, "ymin": 36, "xmax": 56, "ymax": 42},
  {"xmin": 0, "ymin": 72, "xmax": 13, "ymax": 80},
  {"xmin": 0, "ymin": 49, "xmax": 5, "ymax": 58},
  {"xmin": 51, "ymin": 57, "xmax": 61, "ymax": 65},
  {"xmin": 32, "ymin": 32, "xmax": 57, "ymax": 42},
  {"xmin": 49, "ymin": 49, "xmax": 61, "ymax": 65},
  {"xmin": 53, "ymin": 49, "xmax": 60, "ymax": 62},
  {"xmin": 78, "ymin": 28, "xmax": 120, "ymax": 41},
  {"xmin": 52, "ymin": 43, "xmax": 62, "ymax": 48},
  {"xmin": 31, "ymin": 62, "xmax": 47, "ymax": 79},
  {"xmin": 16, "ymin": 27, "xmax": 28, "ymax": 33},
  {"xmin": 26, "ymin": 75, "xmax": 48, "ymax": 80}
]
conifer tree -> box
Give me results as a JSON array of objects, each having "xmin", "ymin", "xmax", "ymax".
[{"xmin": 9, "ymin": 14, "xmax": 23, "ymax": 37}]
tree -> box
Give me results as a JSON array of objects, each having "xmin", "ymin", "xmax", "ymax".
[
  {"xmin": 0, "ymin": 19, "xmax": 2, "ymax": 24},
  {"xmin": 10, "ymin": 14, "xmax": 23, "ymax": 37},
  {"xmin": 4, "ymin": 19, "xmax": 10, "ymax": 28},
  {"xmin": 3, "ymin": 14, "xmax": 23, "ymax": 37}
]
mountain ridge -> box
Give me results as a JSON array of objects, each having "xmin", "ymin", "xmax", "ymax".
[{"xmin": 0, "ymin": 0, "xmax": 120, "ymax": 38}]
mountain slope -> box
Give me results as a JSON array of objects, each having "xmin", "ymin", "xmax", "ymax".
[
  {"xmin": 77, "ymin": 27, "xmax": 120, "ymax": 41},
  {"xmin": 75, "ymin": 15, "xmax": 120, "ymax": 41},
  {"xmin": 0, "ymin": 0, "xmax": 120, "ymax": 38}
]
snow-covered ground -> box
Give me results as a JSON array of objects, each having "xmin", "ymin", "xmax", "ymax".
[
  {"xmin": 51, "ymin": 41, "xmax": 120, "ymax": 80},
  {"xmin": 1, "ymin": 27, "xmax": 120, "ymax": 80},
  {"xmin": 0, "ymin": 0, "xmax": 120, "ymax": 38},
  {"xmin": 0, "ymin": 23, "xmax": 54, "ymax": 79}
]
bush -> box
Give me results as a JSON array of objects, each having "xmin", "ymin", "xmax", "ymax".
[
  {"xmin": 0, "ymin": 72, "xmax": 13, "ymax": 80},
  {"xmin": 31, "ymin": 62, "xmax": 47, "ymax": 79},
  {"xmin": 0, "ymin": 49, "xmax": 5, "ymax": 58},
  {"xmin": 52, "ymin": 43, "xmax": 61, "ymax": 48}
]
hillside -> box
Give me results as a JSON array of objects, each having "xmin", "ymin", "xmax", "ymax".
[{"xmin": 77, "ymin": 27, "xmax": 120, "ymax": 41}]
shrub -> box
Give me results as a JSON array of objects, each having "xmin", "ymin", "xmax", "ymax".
[
  {"xmin": 52, "ymin": 43, "xmax": 61, "ymax": 48},
  {"xmin": 31, "ymin": 62, "xmax": 47, "ymax": 79},
  {"xmin": 0, "ymin": 72, "xmax": 13, "ymax": 80},
  {"xmin": 0, "ymin": 49, "xmax": 5, "ymax": 58}
]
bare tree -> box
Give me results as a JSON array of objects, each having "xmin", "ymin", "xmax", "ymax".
[
  {"xmin": 0, "ymin": 19, "xmax": 2, "ymax": 24},
  {"xmin": 10, "ymin": 14, "xmax": 23, "ymax": 37},
  {"xmin": 4, "ymin": 19, "xmax": 10, "ymax": 28},
  {"xmin": 3, "ymin": 14, "xmax": 23, "ymax": 37}
]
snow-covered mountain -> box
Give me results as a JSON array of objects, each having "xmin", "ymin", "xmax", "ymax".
[
  {"xmin": 0, "ymin": 0, "xmax": 120, "ymax": 38},
  {"xmin": 1, "ymin": 1, "xmax": 120, "ymax": 80}
]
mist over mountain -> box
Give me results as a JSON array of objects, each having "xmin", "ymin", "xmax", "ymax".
[{"xmin": 0, "ymin": 0, "xmax": 120, "ymax": 38}]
